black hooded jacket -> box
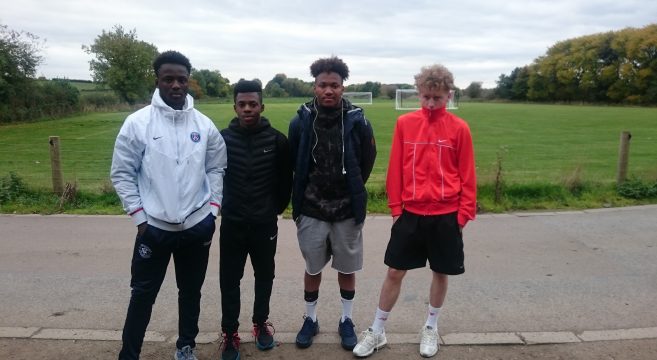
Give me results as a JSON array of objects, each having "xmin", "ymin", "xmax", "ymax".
[{"xmin": 220, "ymin": 117, "xmax": 292, "ymax": 223}]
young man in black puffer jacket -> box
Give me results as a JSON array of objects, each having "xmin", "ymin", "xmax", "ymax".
[{"xmin": 218, "ymin": 79, "xmax": 292, "ymax": 360}]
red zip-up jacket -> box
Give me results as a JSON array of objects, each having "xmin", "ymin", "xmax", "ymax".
[{"xmin": 386, "ymin": 106, "xmax": 476, "ymax": 227}]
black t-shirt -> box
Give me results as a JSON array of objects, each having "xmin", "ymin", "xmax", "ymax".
[{"xmin": 301, "ymin": 105, "xmax": 353, "ymax": 221}]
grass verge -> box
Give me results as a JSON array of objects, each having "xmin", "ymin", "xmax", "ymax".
[{"xmin": 2, "ymin": 173, "xmax": 655, "ymax": 216}]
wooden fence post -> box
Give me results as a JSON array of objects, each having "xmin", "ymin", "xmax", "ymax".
[
  {"xmin": 49, "ymin": 136, "xmax": 64, "ymax": 195},
  {"xmin": 616, "ymin": 131, "xmax": 631, "ymax": 185}
]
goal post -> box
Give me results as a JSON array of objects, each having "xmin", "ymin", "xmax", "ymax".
[
  {"xmin": 395, "ymin": 89, "xmax": 420, "ymax": 110},
  {"xmin": 395, "ymin": 89, "xmax": 458, "ymax": 110},
  {"xmin": 343, "ymin": 92, "xmax": 373, "ymax": 105}
]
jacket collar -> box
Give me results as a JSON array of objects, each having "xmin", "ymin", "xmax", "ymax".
[
  {"xmin": 151, "ymin": 89, "xmax": 194, "ymax": 113},
  {"xmin": 300, "ymin": 97, "xmax": 360, "ymax": 116},
  {"xmin": 227, "ymin": 116, "xmax": 271, "ymax": 134},
  {"xmin": 421, "ymin": 106, "xmax": 447, "ymax": 121}
]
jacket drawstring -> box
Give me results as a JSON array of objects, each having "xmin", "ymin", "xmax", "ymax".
[{"xmin": 310, "ymin": 97, "xmax": 346, "ymax": 175}]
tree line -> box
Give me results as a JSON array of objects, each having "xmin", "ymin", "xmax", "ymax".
[
  {"xmin": 78, "ymin": 26, "xmax": 402, "ymax": 102},
  {"xmin": 260, "ymin": 75, "xmax": 412, "ymax": 99},
  {"xmin": 495, "ymin": 24, "xmax": 657, "ymax": 104},
  {"xmin": 2, "ymin": 23, "xmax": 656, "ymax": 123},
  {"xmin": 0, "ymin": 25, "xmax": 81, "ymax": 122}
]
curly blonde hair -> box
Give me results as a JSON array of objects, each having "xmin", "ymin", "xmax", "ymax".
[{"xmin": 414, "ymin": 64, "xmax": 454, "ymax": 91}]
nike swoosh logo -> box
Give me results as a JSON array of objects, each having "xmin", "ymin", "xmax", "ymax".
[
  {"xmin": 438, "ymin": 139, "xmax": 448, "ymax": 143},
  {"xmin": 263, "ymin": 148, "xmax": 273, "ymax": 153},
  {"xmin": 269, "ymin": 234, "xmax": 277, "ymax": 240},
  {"xmin": 153, "ymin": 136, "xmax": 163, "ymax": 140}
]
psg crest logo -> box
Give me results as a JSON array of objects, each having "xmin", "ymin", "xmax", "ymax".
[
  {"xmin": 138, "ymin": 244, "xmax": 152, "ymax": 259},
  {"xmin": 190, "ymin": 132, "xmax": 201, "ymax": 142}
]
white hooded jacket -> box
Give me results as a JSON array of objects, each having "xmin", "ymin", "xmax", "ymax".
[{"xmin": 111, "ymin": 89, "xmax": 227, "ymax": 231}]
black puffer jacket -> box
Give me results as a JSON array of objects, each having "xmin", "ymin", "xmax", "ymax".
[{"xmin": 220, "ymin": 117, "xmax": 292, "ymax": 223}]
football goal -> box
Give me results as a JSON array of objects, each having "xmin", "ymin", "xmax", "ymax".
[
  {"xmin": 343, "ymin": 92, "xmax": 373, "ymax": 105},
  {"xmin": 395, "ymin": 89, "xmax": 458, "ymax": 110}
]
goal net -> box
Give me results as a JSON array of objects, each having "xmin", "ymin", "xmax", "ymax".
[
  {"xmin": 395, "ymin": 89, "xmax": 458, "ymax": 110},
  {"xmin": 343, "ymin": 92, "xmax": 373, "ymax": 105}
]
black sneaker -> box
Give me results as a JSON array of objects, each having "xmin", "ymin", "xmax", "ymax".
[
  {"xmin": 220, "ymin": 332, "xmax": 240, "ymax": 360},
  {"xmin": 295, "ymin": 316, "xmax": 319, "ymax": 348},
  {"xmin": 338, "ymin": 317, "xmax": 358, "ymax": 350},
  {"xmin": 252, "ymin": 321, "xmax": 276, "ymax": 350}
]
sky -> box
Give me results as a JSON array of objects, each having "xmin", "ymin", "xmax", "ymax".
[{"xmin": 3, "ymin": 0, "xmax": 656, "ymax": 89}]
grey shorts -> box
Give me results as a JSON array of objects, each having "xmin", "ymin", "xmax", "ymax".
[{"xmin": 296, "ymin": 215, "xmax": 364, "ymax": 275}]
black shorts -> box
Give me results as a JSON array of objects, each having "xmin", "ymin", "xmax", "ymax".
[{"xmin": 384, "ymin": 210, "xmax": 464, "ymax": 275}]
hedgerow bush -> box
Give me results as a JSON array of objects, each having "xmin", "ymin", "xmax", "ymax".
[{"xmin": 617, "ymin": 178, "xmax": 657, "ymax": 199}]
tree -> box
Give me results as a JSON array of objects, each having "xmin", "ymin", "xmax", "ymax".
[
  {"xmin": 464, "ymin": 81, "xmax": 483, "ymax": 99},
  {"xmin": 82, "ymin": 25, "xmax": 158, "ymax": 104},
  {"xmin": 264, "ymin": 73, "xmax": 312, "ymax": 97},
  {"xmin": 380, "ymin": 84, "xmax": 396, "ymax": 99},
  {"xmin": 511, "ymin": 66, "xmax": 530, "ymax": 101},
  {"xmin": 264, "ymin": 73, "xmax": 288, "ymax": 97},
  {"xmin": 516, "ymin": 24, "xmax": 657, "ymax": 104},
  {"xmin": 378, "ymin": 83, "xmax": 414, "ymax": 99},
  {"xmin": 281, "ymin": 77, "xmax": 313, "ymax": 97},
  {"xmin": 264, "ymin": 82, "xmax": 288, "ymax": 97},
  {"xmin": 1, "ymin": 24, "xmax": 45, "ymax": 122},
  {"xmin": 346, "ymin": 81, "xmax": 382, "ymax": 97},
  {"xmin": 0, "ymin": 24, "xmax": 43, "ymax": 98},
  {"xmin": 187, "ymin": 78, "xmax": 204, "ymax": 99},
  {"xmin": 191, "ymin": 69, "xmax": 231, "ymax": 98},
  {"xmin": 494, "ymin": 73, "xmax": 514, "ymax": 99},
  {"xmin": 496, "ymin": 66, "xmax": 530, "ymax": 101}
]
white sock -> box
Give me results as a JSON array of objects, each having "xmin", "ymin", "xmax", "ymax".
[
  {"xmin": 305, "ymin": 300, "xmax": 318, "ymax": 322},
  {"xmin": 424, "ymin": 305, "xmax": 441, "ymax": 329},
  {"xmin": 371, "ymin": 307, "xmax": 390, "ymax": 334},
  {"xmin": 341, "ymin": 297, "xmax": 354, "ymax": 321}
]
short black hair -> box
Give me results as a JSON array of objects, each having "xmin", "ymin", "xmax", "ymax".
[
  {"xmin": 310, "ymin": 56, "xmax": 349, "ymax": 81},
  {"xmin": 233, "ymin": 79, "xmax": 263, "ymax": 103},
  {"xmin": 153, "ymin": 51, "xmax": 192, "ymax": 76}
]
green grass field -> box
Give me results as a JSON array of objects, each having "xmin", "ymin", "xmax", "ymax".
[
  {"xmin": 1, "ymin": 100, "xmax": 655, "ymax": 194},
  {"xmin": 69, "ymin": 80, "xmax": 110, "ymax": 92}
]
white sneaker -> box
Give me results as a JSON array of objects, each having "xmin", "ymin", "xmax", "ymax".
[
  {"xmin": 353, "ymin": 327, "xmax": 387, "ymax": 357},
  {"xmin": 419, "ymin": 325, "xmax": 440, "ymax": 357}
]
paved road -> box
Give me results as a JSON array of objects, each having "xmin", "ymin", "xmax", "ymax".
[
  {"xmin": 3, "ymin": 338, "xmax": 657, "ymax": 360},
  {"xmin": 1, "ymin": 206, "xmax": 656, "ymax": 345}
]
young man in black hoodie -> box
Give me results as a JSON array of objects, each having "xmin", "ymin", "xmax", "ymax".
[
  {"xmin": 218, "ymin": 79, "xmax": 292, "ymax": 360},
  {"xmin": 288, "ymin": 56, "xmax": 377, "ymax": 351}
]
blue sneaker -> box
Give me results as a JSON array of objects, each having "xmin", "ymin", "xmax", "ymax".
[
  {"xmin": 338, "ymin": 317, "xmax": 358, "ymax": 350},
  {"xmin": 174, "ymin": 345, "xmax": 198, "ymax": 360},
  {"xmin": 295, "ymin": 316, "xmax": 319, "ymax": 348}
]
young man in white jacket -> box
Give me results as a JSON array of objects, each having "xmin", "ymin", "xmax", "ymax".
[{"xmin": 111, "ymin": 50, "xmax": 226, "ymax": 360}]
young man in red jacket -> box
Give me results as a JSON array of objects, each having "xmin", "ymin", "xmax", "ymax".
[{"xmin": 353, "ymin": 64, "xmax": 476, "ymax": 358}]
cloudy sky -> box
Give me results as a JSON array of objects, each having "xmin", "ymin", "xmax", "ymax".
[{"xmin": 3, "ymin": 0, "xmax": 656, "ymax": 88}]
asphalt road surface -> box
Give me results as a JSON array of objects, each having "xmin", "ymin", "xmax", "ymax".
[{"xmin": 1, "ymin": 205, "xmax": 656, "ymax": 358}]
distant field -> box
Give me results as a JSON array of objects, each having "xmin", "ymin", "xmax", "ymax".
[
  {"xmin": 0, "ymin": 100, "xmax": 655, "ymax": 192},
  {"xmin": 68, "ymin": 80, "xmax": 110, "ymax": 92}
]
